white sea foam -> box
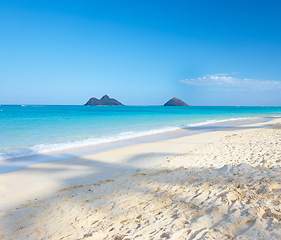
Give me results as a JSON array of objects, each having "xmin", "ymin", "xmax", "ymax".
[
  {"xmin": 187, "ymin": 117, "xmax": 258, "ymax": 127},
  {"xmin": 0, "ymin": 117, "xmax": 258, "ymax": 161}
]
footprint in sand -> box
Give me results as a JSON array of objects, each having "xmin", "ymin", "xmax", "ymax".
[{"xmin": 234, "ymin": 220, "xmax": 255, "ymax": 236}]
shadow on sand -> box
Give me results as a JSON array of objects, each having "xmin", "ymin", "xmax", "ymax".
[{"xmin": 1, "ymin": 117, "xmax": 281, "ymax": 239}]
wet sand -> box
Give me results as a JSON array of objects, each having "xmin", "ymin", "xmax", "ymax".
[{"xmin": 1, "ymin": 117, "xmax": 281, "ymax": 239}]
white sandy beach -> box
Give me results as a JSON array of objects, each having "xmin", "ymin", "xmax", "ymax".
[{"xmin": 1, "ymin": 118, "xmax": 281, "ymax": 239}]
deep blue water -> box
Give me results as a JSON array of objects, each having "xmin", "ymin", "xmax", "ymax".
[{"xmin": 0, "ymin": 105, "xmax": 281, "ymax": 160}]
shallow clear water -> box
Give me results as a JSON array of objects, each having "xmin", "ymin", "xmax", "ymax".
[{"xmin": 0, "ymin": 105, "xmax": 281, "ymax": 160}]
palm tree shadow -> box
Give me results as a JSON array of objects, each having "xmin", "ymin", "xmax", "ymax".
[
  {"xmin": 1, "ymin": 117, "xmax": 280, "ymax": 239},
  {"xmin": 2, "ymin": 154, "xmax": 281, "ymax": 239}
]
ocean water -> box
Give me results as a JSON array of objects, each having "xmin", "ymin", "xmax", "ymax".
[{"xmin": 0, "ymin": 105, "xmax": 281, "ymax": 161}]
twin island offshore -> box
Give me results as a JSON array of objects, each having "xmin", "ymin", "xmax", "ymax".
[{"xmin": 85, "ymin": 95, "xmax": 189, "ymax": 106}]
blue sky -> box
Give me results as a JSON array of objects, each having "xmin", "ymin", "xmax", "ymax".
[{"xmin": 0, "ymin": 0, "xmax": 281, "ymax": 105}]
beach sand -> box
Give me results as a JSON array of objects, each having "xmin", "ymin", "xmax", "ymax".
[{"xmin": 1, "ymin": 118, "xmax": 281, "ymax": 239}]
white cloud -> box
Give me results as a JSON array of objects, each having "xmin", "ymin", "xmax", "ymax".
[{"xmin": 180, "ymin": 73, "xmax": 281, "ymax": 91}]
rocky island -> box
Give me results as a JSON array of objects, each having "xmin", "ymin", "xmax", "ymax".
[
  {"xmin": 85, "ymin": 95, "xmax": 124, "ymax": 106},
  {"xmin": 164, "ymin": 97, "xmax": 189, "ymax": 106}
]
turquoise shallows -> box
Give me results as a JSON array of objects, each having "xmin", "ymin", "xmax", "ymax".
[{"xmin": 0, "ymin": 105, "xmax": 280, "ymax": 160}]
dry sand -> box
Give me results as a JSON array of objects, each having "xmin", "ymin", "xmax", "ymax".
[{"xmin": 1, "ymin": 118, "xmax": 281, "ymax": 239}]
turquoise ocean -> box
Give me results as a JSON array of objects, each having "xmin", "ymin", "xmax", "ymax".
[{"xmin": 1, "ymin": 105, "xmax": 281, "ymax": 161}]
